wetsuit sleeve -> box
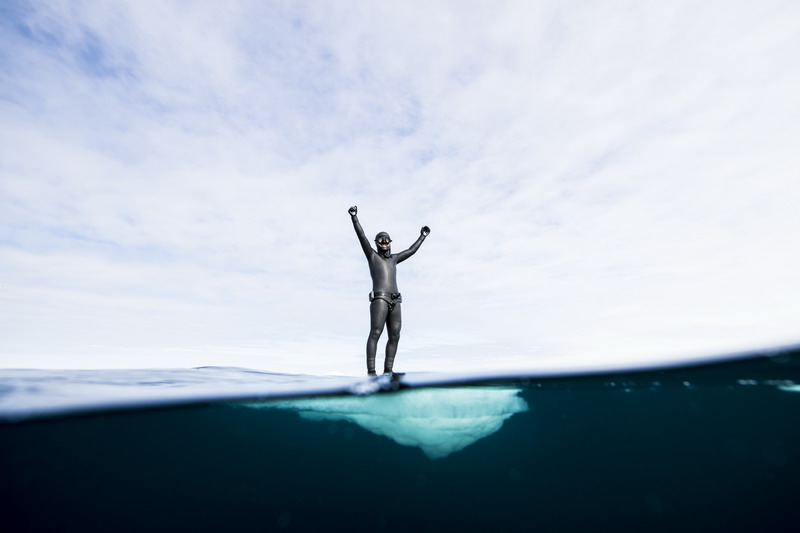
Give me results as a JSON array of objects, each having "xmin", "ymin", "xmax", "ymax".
[
  {"xmin": 351, "ymin": 215, "xmax": 373, "ymax": 258},
  {"xmin": 396, "ymin": 234, "xmax": 426, "ymax": 263}
]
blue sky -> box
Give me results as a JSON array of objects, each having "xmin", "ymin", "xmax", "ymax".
[{"xmin": 1, "ymin": 1, "xmax": 799, "ymax": 374}]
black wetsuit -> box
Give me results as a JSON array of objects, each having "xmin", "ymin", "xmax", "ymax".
[{"xmin": 350, "ymin": 208, "xmax": 428, "ymax": 375}]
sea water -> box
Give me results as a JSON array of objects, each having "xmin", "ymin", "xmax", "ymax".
[{"xmin": 1, "ymin": 349, "xmax": 799, "ymax": 532}]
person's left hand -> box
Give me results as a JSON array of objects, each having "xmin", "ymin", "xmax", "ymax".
[{"xmin": 421, "ymin": 226, "xmax": 431, "ymax": 237}]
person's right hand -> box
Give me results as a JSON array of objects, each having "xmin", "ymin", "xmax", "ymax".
[{"xmin": 348, "ymin": 206, "xmax": 358, "ymax": 216}]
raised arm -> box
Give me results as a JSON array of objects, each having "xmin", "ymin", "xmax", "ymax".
[
  {"xmin": 396, "ymin": 226, "xmax": 430, "ymax": 263},
  {"xmin": 349, "ymin": 206, "xmax": 373, "ymax": 258}
]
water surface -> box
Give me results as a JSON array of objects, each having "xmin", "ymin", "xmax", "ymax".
[{"xmin": 2, "ymin": 350, "xmax": 798, "ymax": 532}]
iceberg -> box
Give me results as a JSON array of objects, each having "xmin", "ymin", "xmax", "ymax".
[{"xmin": 242, "ymin": 386, "xmax": 529, "ymax": 459}]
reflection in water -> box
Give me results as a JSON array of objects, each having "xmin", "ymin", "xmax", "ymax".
[{"xmin": 241, "ymin": 387, "xmax": 528, "ymax": 459}]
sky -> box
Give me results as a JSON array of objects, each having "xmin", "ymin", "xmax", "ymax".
[{"xmin": 1, "ymin": 0, "xmax": 799, "ymax": 375}]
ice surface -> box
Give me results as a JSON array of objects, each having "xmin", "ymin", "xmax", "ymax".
[
  {"xmin": 1, "ymin": 347, "xmax": 795, "ymax": 423},
  {"xmin": 0, "ymin": 367, "xmax": 366, "ymax": 422},
  {"xmin": 242, "ymin": 386, "xmax": 529, "ymax": 459}
]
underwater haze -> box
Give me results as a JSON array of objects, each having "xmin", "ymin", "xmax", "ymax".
[{"xmin": 2, "ymin": 349, "xmax": 799, "ymax": 532}]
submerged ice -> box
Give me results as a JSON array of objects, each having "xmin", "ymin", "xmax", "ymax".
[{"xmin": 242, "ymin": 386, "xmax": 528, "ymax": 459}]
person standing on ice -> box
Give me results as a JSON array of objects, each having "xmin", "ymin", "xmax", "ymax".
[{"xmin": 349, "ymin": 206, "xmax": 430, "ymax": 376}]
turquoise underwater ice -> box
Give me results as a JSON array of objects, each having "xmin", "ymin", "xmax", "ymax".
[{"xmin": 240, "ymin": 386, "xmax": 529, "ymax": 459}]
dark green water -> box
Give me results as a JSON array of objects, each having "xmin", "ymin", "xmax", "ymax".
[{"xmin": 2, "ymin": 354, "xmax": 799, "ymax": 532}]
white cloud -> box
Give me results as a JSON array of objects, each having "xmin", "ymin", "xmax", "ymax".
[{"xmin": 1, "ymin": 1, "xmax": 799, "ymax": 373}]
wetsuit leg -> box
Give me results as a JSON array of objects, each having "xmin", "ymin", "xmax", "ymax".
[
  {"xmin": 367, "ymin": 299, "xmax": 389, "ymax": 374},
  {"xmin": 383, "ymin": 303, "xmax": 402, "ymax": 373}
]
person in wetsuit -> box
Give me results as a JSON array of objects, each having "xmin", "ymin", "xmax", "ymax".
[{"xmin": 349, "ymin": 206, "xmax": 430, "ymax": 375}]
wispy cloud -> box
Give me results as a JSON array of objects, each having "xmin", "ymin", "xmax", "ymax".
[{"xmin": 2, "ymin": 1, "xmax": 799, "ymax": 373}]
